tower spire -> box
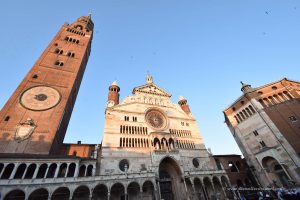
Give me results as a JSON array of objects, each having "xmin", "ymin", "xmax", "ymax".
[{"xmin": 240, "ymin": 81, "xmax": 253, "ymax": 93}]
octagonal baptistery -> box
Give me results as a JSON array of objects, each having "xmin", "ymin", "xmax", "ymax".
[{"xmin": 100, "ymin": 74, "xmax": 230, "ymax": 200}]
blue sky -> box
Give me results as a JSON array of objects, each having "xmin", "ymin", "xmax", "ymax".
[{"xmin": 0, "ymin": 1, "xmax": 299, "ymax": 155}]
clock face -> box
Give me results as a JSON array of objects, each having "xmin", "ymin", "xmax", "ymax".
[
  {"xmin": 145, "ymin": 109, "xmax": 167, "ymax": 130},
  {"xmin": 20, "ymin": 86, "xmax": 61, "ymax": 111}
]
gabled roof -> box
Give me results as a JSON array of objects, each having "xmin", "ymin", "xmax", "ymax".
[{"xmin": 132, "ymin": 82, "xmax": 172, "ymax": 97}]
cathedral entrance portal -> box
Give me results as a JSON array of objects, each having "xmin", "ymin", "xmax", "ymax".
[{"xmin": 159, "ymin": 157, "xmax": 185, "ymax": 200}]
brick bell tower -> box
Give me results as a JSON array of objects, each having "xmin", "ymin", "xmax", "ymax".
[
  {"xmin": 107, "ymin": 81, "xmax": 120, "ymax": 107},
  {"xmin": 178, "ymin": 96, "xmax": 191, "ymax": 113},
  {"xmin": 0, "ymin": 15, "xmax": 94, "ymax": 155}
]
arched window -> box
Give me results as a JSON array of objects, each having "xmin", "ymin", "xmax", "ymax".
[
  {"xmin": 57, "ymin": 163, "xmax": 67, "ymax": 178},
  {"xmin": 249, "ymin": 105, "xmax": 256, "ymax": 113},
  {"xmin": 24, "ymin": 164, "xmax": 36, "ymax": 179},
  {"xmin": 36, "ymin": 163, "xmax": 48, "ymax": 179},
  {"xmin": 245, "ymin": 108, "xmax": 252, "ymax": 116},
  {"xmin": 242, "ymin": 110, "xmax": 249, "ymax": 118},
  {"xmin": 54, "ymin": 61, "xmax": 64, "ymax": 66},
  {"xmin": 239, "ymin": 112, "xmax": 245, "ymax": 120},
  {"xmin": 1, "ymin": 163, "xmax": 15, "ymax": 179},
  {"xmin": 46, "ymin": 163, "xmax": 57, "ymax": 178},
  {"xmin": 32, "ymin": 74, "xmax": 38, "ymax": 79},
  {"xmin": 14, "ymin": 163, "xmax": 26, "ymax": 179},
  {"xmin": 67, "ymin": 163, "xmax": 76, "ymax": 177},
  {"xmin": 79, "ymin": 165, "xmax": 86, "ymax": 177},
  {"xmin": 228, "ymin": 162, "xmax": 238, "ymax": 172},
  {"xmin": 283, "ymin": 91, "xmax": 293, "ymax": 100},
  {"xmin": 258, "ymin": 99, "xmax": 266, "ymax": 107},
  {"xmin": 4, "ymin": 116, "xmax": 10, "ymax": 121},
  {"xmin": 86, "ymin": 165, "xmax": 93, "ymax": 176}
]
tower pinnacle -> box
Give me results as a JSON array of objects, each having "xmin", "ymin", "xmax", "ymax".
[{"xmin": 146, "ymin": 73, "xmax": 153, "ymax": 84}]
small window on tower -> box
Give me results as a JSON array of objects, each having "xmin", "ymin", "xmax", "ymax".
[
  {"xmin": 181, "ymin": 122, "xmax": 184, "ymax": 126},
  {"xmin": 186, "ymin": 122, "xmax": 189, "ymax": 126},
  {"xmin": 4, "ymin": 116, "xmax": 10, "ymax": 121},
  {"xmin": 253, "ymin": 130, "xmax": 259, "ymax": 136},
  {"xmin": 288, "ymin": 116, "xmax": 297, "ymax": 122},
  {"xmin": 32, "ymin": 74, "xmax": 38, "ymax": 79},
  {"xmin": 260, "ymin": 141, "xmax": 266, "ymax": 148}
]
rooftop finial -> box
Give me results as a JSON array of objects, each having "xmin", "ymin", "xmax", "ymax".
[
  {"xmin": 240, "ymin": 81, "xmax": 244, "ymax": 85},
  {"xmin": 88, "ymin": 11, "xmax": 92, "ymax": 18},
  {"xmin": 146, "ymin": 72, "xmax": 153, "ymax": 84}
]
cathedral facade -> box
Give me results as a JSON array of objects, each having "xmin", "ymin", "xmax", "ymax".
[
  {"xmin": 223, "ymin": 79, "xmax": 300, "ymax": 188},
  {"xmin": 0, "ymin": 16, "xmax": 233, "ymax": 200}
]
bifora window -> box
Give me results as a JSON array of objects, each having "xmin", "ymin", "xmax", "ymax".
[
  {"xmin": 119, "ymin": 159, "xmax": 129, "ymax": 172},
  {"xmin": 192, "ymin": 158, "xmax": 199, "ymax": 168}
]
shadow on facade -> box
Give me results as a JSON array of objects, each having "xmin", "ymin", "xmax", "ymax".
[{"xmin": 1, "ymin": 144, "xmax": 234, "ymax": 200}]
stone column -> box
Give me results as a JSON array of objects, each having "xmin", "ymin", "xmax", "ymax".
[
  {"xmin": 84, "ymin": 165, "xmax": 88, "ymax": 177},
  {"xmin": 74, "ymin": 163, "xmax": 79, "ymax": 177},
  {"xmin": 183, "ymin": 177, "xmax": 190, "ymax": 200},
  {"xmin": 0, "ymin": 163, "xmax": 7, "ymax": 178},
  {"xmin": 92, "ymin": 164, "xmax": 96, "ymax": 176},
  {"xmin": 21, "ymin": 164, "xmax": 29, "ymax": 179},
  {"xmin": 108, "ymin": 191, "xmax": 111, "ymax": 200},
  {"xmin": 44, "ymin": 165, "xmax": 50, "ymax": 179},
  {"xmin": 54, "ymin": 163, "xmax": 61, "ymax": 178},
  {"xmin": 140, "ymin": 187, "xmax": 143, "ymax": 199},
  {"xmin": 280, "ymin": 163, "xmax": 293, "ymax": 180},
  {"xmin": 65, "ymin": 163, "xmax": 70, "ymax": 178},
  {"xmin": 9, "ymin": 163, "xmax": 19, "ymax": 179},
  {"xmin": 124, "ymin": 184, "xmax": 128, "ymax": 200},
  {"xmin": 32, "ymin": 164, "xmax": 40, "ymax": 179},
  {"xmin": 202, "ymin": 185, "xmax": 209, "ymax": 200},
  {"xmin": 156, "ymin": 181, "xmax": 162, "ymax": 200},
  {"xmin": 191, "ymin": 182, "xmax": 196, "ymax": 200}
]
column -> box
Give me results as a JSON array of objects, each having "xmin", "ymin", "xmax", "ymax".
[
  {"xmin": 183, "ymin": 177, "xmax": 190, "ymax": 200},
  {"xmin": 32, "ymin": 164, "xmax": 40, "ymax": 179},
  {"xmin": 108, "ymin": 192, "xmax": 111, "ymax": 200},
  {"xmin": 124, "ymin": 185, "xmax": 128, "ymax": 200},
  {"xmin": 92, "ymin": 165, "xmax": 96, "ymax": 176},
  {"xmin": 191, "ymin": 182, "xmax": 196, "ymax": 199},
  {"xmin": 0, "ymin": 163, "xmax": 7, "ymax": 178},
  {"xmin": 280, "ymin": 163, "xmax": 293, "ymax": 180},
  {"xmin": 21, "ymin": 164, "xmax": 29, "ymax": 179},
  {"xmin": 9, "ymin": 163, "xmax": 19, "ymax": 179},
  {"xmin": 44, "ymin": 165, "xmax": 50, "ymax": 179},
  {"xmin": 202, "ymin": 184, "xmax": 209, "ymax": 200},
  {"xmin": 219, "ymin": 180, "xmax": 228, "ymax": 199},
  {"xmin": 140, "ymin": 187, "xmax": 143, "ymax": 199},
  {"xmin": 84, "ymin": 165, "xmax": 88, "ymax": 177},
  {"xmin": 65, "ymin": 163, "xmax": 70, "ymax": 178},
  {"xmin": 74, "ymin": 163, "xmax": 79, "ymax": 177},
  {"xmin": 54, "ymin": 163, "xmax": 61, "ymax": 178},
  {"xmin": 156, "ymin": 181, "xmax": 162, "ymax": 200}
]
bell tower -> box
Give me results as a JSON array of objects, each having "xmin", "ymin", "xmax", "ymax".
[
  {"xmin": 178, "ymin": 96, "xmax": 191, "ymax": 113},
  {"xmin": 0, "ymin": 15, "xmax": 94, "ymax": 155},
  {"xmin": 107, "ymin": 81, "xmax": 120, "ymax": 107}
]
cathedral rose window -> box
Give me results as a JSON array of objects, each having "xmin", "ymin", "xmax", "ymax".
[{"xmin": 145, "ymin": 109, "xmax": 167, "ymax": 130}]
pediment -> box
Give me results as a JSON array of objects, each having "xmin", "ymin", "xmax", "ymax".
[{"xmin": 132, "ymin": 83, "xmax": 171, "ymax": 97}]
